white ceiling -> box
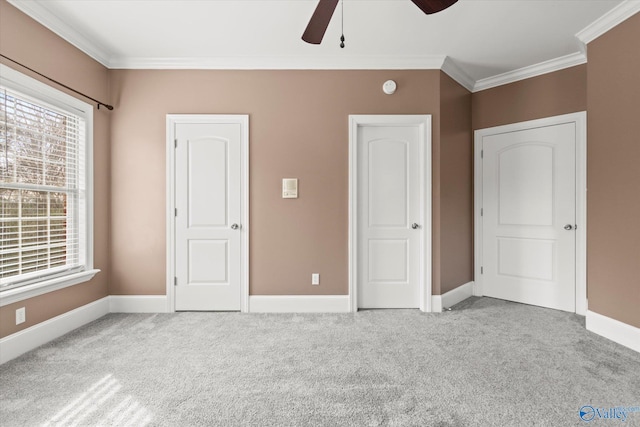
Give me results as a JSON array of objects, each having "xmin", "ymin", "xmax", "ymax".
[{"xmin": 8, "ymin": 0, "xmax": 638, "ymax": 90}]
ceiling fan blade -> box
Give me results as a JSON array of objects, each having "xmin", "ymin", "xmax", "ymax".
[
  {"xmin": 302, "ymin": 0, "xmax": 340, "ymax": 44},
  {"xmin": 411, "ymin": 0, "xmax": 458, "ymax": 15}
]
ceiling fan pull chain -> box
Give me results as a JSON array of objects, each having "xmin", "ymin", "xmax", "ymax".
[{"xmin": 340, "ymin": 0, "xmax": 345, "ymax": 48}]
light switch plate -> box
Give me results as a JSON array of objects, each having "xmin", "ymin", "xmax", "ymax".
[{"xmin": 312, "ymin": 273, "xmax": 320, "ymax": 285}]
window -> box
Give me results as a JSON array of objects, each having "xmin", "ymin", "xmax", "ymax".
[{"xmin": 0, "ymin": 65, "xmax": 97, "ymax": 303}]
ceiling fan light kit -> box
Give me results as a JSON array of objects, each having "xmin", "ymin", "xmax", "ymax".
[{"xmin": 302, "ymin": 0, "xmax": 458, "ymax": 45}]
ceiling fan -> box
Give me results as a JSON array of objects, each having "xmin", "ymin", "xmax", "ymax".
[{"xmin": 302, "ymin": 0, "xmax": 459, "ymax": 45}]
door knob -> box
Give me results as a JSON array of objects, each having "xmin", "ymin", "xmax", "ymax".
[
  {"xmin": 411, "ymin": 223, "xmax": 420, "ymax": 229},
  {"xmin": 564, "ymin": 224, "xmax": 574, "ymax": 231},
  {"xmin": 231, "ymin": 223, "xmax": 241, "ymax": 230}
]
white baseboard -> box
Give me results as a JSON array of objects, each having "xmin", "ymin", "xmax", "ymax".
[
  {"xmin": 432, "ymin": 281, "xmax": 474, "ymax": 313},
  {"xmin": 249, "ymin": 295, "xmax": 350, "ymax": 313},
  {"xmin": 586, "ymin": 310, "xmax": 640, "ymax": 353},
  {"xmin": 0, "ymin": 297, "xmax": 109, "ymax": 364},
  {"xmin": 109, "ymin": 295, "xmax": 169, "ymax": 313}
]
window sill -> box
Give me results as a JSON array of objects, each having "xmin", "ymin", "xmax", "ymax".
[{"xmin": 0, "ymin": 269, "xmax": 100, "ymax": 307}]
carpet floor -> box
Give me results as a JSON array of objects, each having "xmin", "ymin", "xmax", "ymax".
[{"xmin": 1, "ymin": 297, "xmax": 639, "ymax": 426}]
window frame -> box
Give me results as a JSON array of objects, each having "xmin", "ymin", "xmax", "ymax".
[{"xmin": 0, "ymin": 64, "xmax": 99, "ymax": 307}]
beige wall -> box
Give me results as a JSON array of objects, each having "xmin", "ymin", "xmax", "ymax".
[
  {"xmin": 586, "ymin": 13, "xmax": 640, "ymax": 328},
  {"xmin": 0, "ymin": 0, "xmax": 110, "ymax": 338},
  {"xmin": 109, "ymin": 69, "xmax": 454, "ymax": 296},
  {"xmin": 472, "ymin": 65, "xmax": 587, "ymax": 130},
  {"xmin": 438, "ymin": 73, "xmax": 473, "ymax": 294}
]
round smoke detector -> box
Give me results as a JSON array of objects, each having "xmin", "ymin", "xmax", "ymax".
[{"xmin": 383, "ymin": 80, "xmax": 397, "ymax": 95}]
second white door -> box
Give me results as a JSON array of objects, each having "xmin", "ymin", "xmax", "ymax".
[{"xmin": 357, "ymin": 123, "xmax": 424, "ymax": 308}]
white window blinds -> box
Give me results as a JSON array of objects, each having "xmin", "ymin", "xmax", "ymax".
[{"xmin": 0, "ymin": 87, "xmax": 87, "ymax": 290}]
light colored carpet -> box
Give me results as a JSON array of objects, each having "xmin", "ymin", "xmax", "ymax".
[{"xmin": 1, "ymin": 297, "xmax": 639, "ymax": 426}]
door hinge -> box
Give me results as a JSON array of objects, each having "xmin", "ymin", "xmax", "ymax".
[
  {"xmin": 174, "ymin": 138, "xmax": 178, "ymax": 148},
  {"xmin": 174, "ymin": 208, "xmax": 177, "ymax": 217},
  {"xmin": 481, "ymin": 266, "xmax": 483, "ymax": 274},
  {"xmin": 174, "ymin": 277, "xmax": 178, "ymax": 286},
  {"xmin": 481, "ymin": 208, "xmax": 483, "ymax": 217},
  {"xmin": 481, "ymin": 149, "xmax": 483, "ymax": 159}
]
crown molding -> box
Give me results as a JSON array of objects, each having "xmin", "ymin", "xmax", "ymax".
[
  {"xmin": 473, "ymin": 52, "xmax": 587, "ymax": 93},
  {"xmin": 441, "ymin": 57, "xmax": 475, "ymax": 92},
  {"xmin": 8, "ymin": 0, "xmax": 636, "ymax": 93},
  {"xmin": 576, "ymin": 0, "xmax": 640, "ymax": 46},
  {"xmin": 7, "ymin": 0, "xmax": 112, "ymax": 67},
  {"xmin": 107, "ymin": 55, "xmax": 448, "ymax": 70}
]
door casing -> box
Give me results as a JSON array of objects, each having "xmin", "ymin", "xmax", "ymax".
[
  {"xmin": 349, "ymin": 115, "xmax": 432, "ymax": 312},
  {"xmin": 166, "ymin": 114, "xmax": 249, "ymax": 313},
  {"xmin": 473, "ymin": 112, "xmax": 587, "ymax": 315}
]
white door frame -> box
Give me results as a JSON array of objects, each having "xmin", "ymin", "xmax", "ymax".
[
  {"xmin": 473, "ymin": 112, "xmax": 587, "ymax": 315},
  {"xmin": 166, "ymin": 114, "xmax": 249, "ymax": 313},
  {"xmin": 348, "ymin": 115, "xmax": 432, "ymax": 312}
]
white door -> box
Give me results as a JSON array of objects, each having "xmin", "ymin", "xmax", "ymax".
[
  {"xmin": 481, "ymin": 123, "xmax": 576, "ymax": 312},
  {"xmin": 174, "ymin": 121, "xmax": 244, "ymax": 311},
  {"xmin": 357, "ymin": 124, "xmax": 423, "ymax": 308}
]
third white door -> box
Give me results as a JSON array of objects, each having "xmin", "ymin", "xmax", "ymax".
[{"xmin": 480, "ymin": 122, "xmax": 576, "ymax": 312}]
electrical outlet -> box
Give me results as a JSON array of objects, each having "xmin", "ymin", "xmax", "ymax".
[
  {"xmin": 312, "ymin": 273, "xmax": 320, "ymax": 285},
  {"xmin": 16, "ymin": 307, "xmax": 26, "ymax": 325}
]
